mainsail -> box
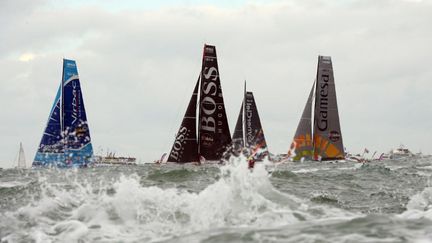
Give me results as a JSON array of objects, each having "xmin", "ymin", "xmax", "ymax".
[
  {"xmin": 288, "ymin": 56, "xmax": 344, "ymax": 161},
  {"xmin": 33, "ymin": 59, "xmax": 93, "ymax": 167},
  {"xmin": 244, "ymin": 91, "xmax": 268, "ymax": 160},
  {"xmin": 167, "ymin": 44, "xmax": 231, "ymax": 163},
  {"xmin": 167, "ymin": 79, "xmax": 199, "ymax": 162},
  {"xmin": 288, "ymin": 83, "xmax": 314, "ymax": 161},
  {"xmin": 313, "ymin": 56, "xmax": 344, "ymax": 160},
  {"xmin": 198, "ymin": 44, "xmax": 232, "ymax": 160}
]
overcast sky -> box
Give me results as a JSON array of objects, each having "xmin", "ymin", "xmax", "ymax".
[{"xmin": 1, "ymin": 0, "xmax": 431, "ymax": 167}]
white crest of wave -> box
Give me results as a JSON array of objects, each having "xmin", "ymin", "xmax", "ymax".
[
  {"xmin": 2, "ymin": 156, "xmax": 354, "ymax": 242},
  {"xmin": 400, "ymin": 186, "xmax": 432, "ymax": 220}
]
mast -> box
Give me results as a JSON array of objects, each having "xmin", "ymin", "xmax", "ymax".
[
  {"xmin": 61, "ymin": 59, "xmax": 65, "ymax": 153},
  {"xmin": 243, "ymin": 80, "xmax": 246, "ymax": 144},
  {"xmin": 313, "ymin": 56, "xmax": 344, "ymax": 161},
  {"xmin": 198, "ymin": 44, "xmax": 232, "ymax": 160},
  {"xmin": 167, "ymin": 78, "xmax": 200, "ymax": 162}
]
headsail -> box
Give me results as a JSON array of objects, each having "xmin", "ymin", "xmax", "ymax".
[
  {"xmin": 244, "ymin": 91, "xmax": 268, "ymax": 160},
  {"xmin": 198, "ymin": 44, "xmax": 232, "ymax": 160},
  {"xmin": 288, "ymin": 83, "xmax": 314, "ymax": 161},
  {"xmin": 167, "ymin": 78, "xmax": 199, "ymax": 162},
  {"xmin": 33, "ymin": 59, "xmax": 93, "ymax": 167},
  {"xmin": 313, "ymin": 56, "xmax": 344, "ymax": 160},
  {"xmin": 232, "ymin": 102, "xmax": 244, "ymax": 149},
  {"xmin": 33, "ymin": 84, "xmax": 65, "ymax": 166}
]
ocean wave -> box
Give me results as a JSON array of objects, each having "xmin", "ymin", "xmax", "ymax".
[{"xmin": 0, "ymin": 156, "xmax": 362, "ymax": 242}]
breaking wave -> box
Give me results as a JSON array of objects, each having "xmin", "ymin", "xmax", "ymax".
[{"xmin": 0, "ymin": 156, "xmax": 358, "ymax": 242}]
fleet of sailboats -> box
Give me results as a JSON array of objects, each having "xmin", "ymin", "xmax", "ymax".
[{"xmin": 9, "ymin": 46, "xmax": 347, "ymax": 168}]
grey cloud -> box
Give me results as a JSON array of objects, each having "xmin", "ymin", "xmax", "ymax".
[{"xmin": 1, "ymin": 0, "xmax": 431, "ymax": 167}]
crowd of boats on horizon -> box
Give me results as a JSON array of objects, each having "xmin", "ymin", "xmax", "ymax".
[{"xmin": 2, "ymin": 44, "xmax": 429, "ymax": 169}]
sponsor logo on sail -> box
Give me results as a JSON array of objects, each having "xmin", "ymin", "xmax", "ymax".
[
  {"xmin": 205, "ymin": 46, "xmax": 214, "ymax": 54},
  {"xmin": 329, "ymin": 130, "xmax": 340, "ymax": 142},
  {"xmin": 245, "ymin": 100, "xmax": 254, "ymax": 145},
  {"xmin": 322, "ymin": 56, "xmax": 331, "ymax": 64},
  {"xmin": 317, "ymin": 71, "xmax": 330, "ymax": 131},
  {"xmin": 201, "ymin": 133, "xmax": 214, "ymax": 146},
  {"xmin": 200, "ymin": 65, "xmax": 219, "ymax": 146},
  {"xmin": 170, "ymin": 126, "xmax": 188, "ymax": 161},
  {"xmin": 71, "ymin": 81, "xmax": 79, "ymax": 124}
]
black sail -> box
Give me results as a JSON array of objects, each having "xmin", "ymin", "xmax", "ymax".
[
  {"xmin": 244, "ymin": 91, "xmax": 268, "ymax": 160},
  {"xmin": 232, "ymin": 102, "xmax": 244, "ymax": 149},
  {"xmin": 288, "ymin": 83, "xmax": 314, "ymax": 161},
  {"xmin": 313, "ymin": 56, "xmax": 344, "ymax": 160},
  {"xmin": 167, "ymin": 79, "xmax": 199, "ymax": 162},
  {"xmin": 198, "ymin": 44, "xmax": 232, "ymax": 160}
]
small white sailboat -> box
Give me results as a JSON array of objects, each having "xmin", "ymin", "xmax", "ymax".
[{"xmin": 16, "ymin": 142, "xmax": 26, "ymax": 169}]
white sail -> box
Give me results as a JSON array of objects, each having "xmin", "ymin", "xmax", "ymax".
[{"xmin": 17, "ymin": 142, "xmax": 26, "ymax": 168}]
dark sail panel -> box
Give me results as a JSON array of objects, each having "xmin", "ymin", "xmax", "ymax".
[
  {"xmin": 198, "ymin": 44, "xmax": 232, "ymax": 160},
  {"xmin": 232, "ymin": 102, "xmax": 244, "ymax": 150},
  {"xmin": 167, "ymin": 79, "xmax": 199, "ymax": 162},
  {"xmin": 288, "ymin": 83, "xmax": 314, "ymax": 161},
  {"xmin": 33, "ymin": 85, "xmax": 65, "ymax": 166},
  {"xmin": 62, "ymin": 59, "xmax": 93, "ymax": 166},
  {"xmin": 313, "ymin": 56, "xmax": 344, "ymax": 160},
  {"xmin": 244, "ymin": 92, "xmax": 268, "ymax": 160}
]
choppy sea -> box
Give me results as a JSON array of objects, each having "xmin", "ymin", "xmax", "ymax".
[{"xmin": 1, "ymin": 156, "xmax": 432, "ymax": 242}]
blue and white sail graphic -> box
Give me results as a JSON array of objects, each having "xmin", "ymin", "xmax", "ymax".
[
  {"xmin": 33, "ymin": 59, "xmax": 93, "ymax": 167},
  {"xmin": 62, "ymin": 59, "xmax": 93, "ymax": 166}
]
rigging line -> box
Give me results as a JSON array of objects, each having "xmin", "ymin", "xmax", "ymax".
[{"xmin": 161, "ymin": 74, "xmax": 199, "ymax": 157}]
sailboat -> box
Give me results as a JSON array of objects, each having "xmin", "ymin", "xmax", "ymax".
[
  {"xmin": 16, "ymin": 142, "xmax": 26, "ymax": 169},
  {"xmin": 167, "ymin": 44, "xmax": 231, "ymax": 163},
  {"xmin": 33, "ymin": 59, "xmax": 93, "ymax": 167},
  {"xmin": 288, "ymin": 56, "xmax": 344, "ymax": 161},
  {"xmin": 232, "ymin": 82, "xmax": 269, "ymax": 160}
]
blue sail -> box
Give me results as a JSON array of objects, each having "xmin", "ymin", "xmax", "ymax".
[
  {"xmin": 62, "ymin": 59, "xmax": 93, "ymax": 166},
  {"xmin": 33, "ymin": 59, "xmax": 93, "ymax": 167},
  {"xmin": 33, "ymin": 85, "xmax": 65, "ymax": 166}
]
